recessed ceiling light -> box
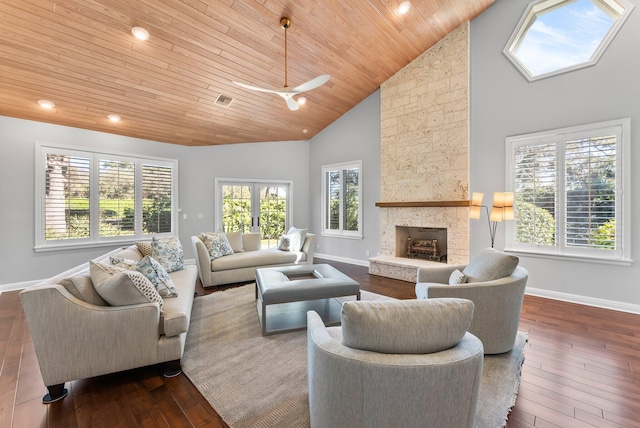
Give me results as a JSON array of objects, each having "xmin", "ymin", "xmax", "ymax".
[
  {"xmin": 37, "ymin": 99, "xmax": 55, "ymax": 109},
  {"xmin": 297, "ymin": 96, "xmax": 307, "ymax": 105},
  {"xmin": 107, "ymin": 114, "xmax": 122, "ymax": 122},
  {"xmin": 397, "ymin": 1, "xmax": 411, "ymax": 15},
  {"xmin": 131, "ymin": 26, "xmax": 149, "ymax": 40},
  {"xmin": 302, "ymin": 129, "xmax": 309, "ymax": 134}
]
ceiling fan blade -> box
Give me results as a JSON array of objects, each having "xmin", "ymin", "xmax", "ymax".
[
  {"xmin": 232, "ymin": 81, "xmax": 280, "ymax": 94},
  {"xmin": 281, "ymin": 94, "xmax": 299, "ymax": 111},
  {"xmin": 292, "ymin": 74, "xmax": 330, "ymax": 93}
]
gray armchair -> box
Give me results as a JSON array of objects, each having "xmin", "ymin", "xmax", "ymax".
[
  {"xmin": 307, "ymin": 298, "xmax": 484, "ymax": 428},
  {"xmin": 415, "ymin": 248, "xmax": 528, "ymax": 354}
]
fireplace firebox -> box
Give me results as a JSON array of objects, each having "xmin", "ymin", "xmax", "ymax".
[{"xmin": 395, "ymin": 226, "xmax": 447, "ymax": 263}]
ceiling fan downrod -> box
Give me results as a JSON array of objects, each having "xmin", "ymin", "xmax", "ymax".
[{"xmin": 280, "ymin": 17, "xmax": 291, "ymax": 88}]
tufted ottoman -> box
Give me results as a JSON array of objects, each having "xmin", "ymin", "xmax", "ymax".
[{"xmin": 255, "ymin": 264, "xmax": 360, "ymax": 335}]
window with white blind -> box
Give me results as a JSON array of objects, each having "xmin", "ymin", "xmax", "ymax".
[
  {"xmin": 506, "ymin": 119, "xmax": 630, "ymax": 262},
  {"xmin": 36, "ymin": 142, "xmax": 178, "ymax": 251},
  {"xmin": 321, "ymin": 161, "xmax": 363, "ymax": 239}
]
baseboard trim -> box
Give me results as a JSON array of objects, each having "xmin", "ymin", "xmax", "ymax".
[
  {"xmin": 314, "ymin": 253, "xmax": 370, "ymax": 267},
  {"xmin": 526, "ymin": 287, "xmax": 640, "ymax": 315},
  {"xmin": 1, "ymin": 280, "xmax": 41, "ymax": 293}
]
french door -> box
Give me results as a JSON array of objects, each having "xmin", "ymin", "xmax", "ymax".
[{"xmin": 216, "ymin": 180, "xmax": 291, "ymax": 248}]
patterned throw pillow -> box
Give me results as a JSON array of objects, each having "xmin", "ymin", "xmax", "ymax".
[
  {"xmin": 448, "ymin": 269, "xmax": 467, "ymax": 285},
  {"xmin": 136, "ymin": 241, "xmax": 153, "ymax": 257},
  {"xmin": 151, "ymin": 236, "xmax": 185, "ymax": 273},
  {"xmin": 89, "ymin": 261, "xmax": 164, "ymax": 311},
  {"xmin": 110, "ymin": 256, "xmax": 178, "ymax": 298},
  {"xmin": 277, "ymin": 235, "xmax": 291, "ymax": 251},
  {"xmin": 200, "ymin": 232, "xmax": 234, "ymax": 259}
]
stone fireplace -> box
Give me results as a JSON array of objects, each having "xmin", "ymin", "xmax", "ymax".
[{"xmin": 369, "ymin": 23, "xmax": 471, "ymax": 283}]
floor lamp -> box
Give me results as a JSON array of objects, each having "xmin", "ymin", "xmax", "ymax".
[{"xmin": 469, "ymin": 192, "xmax": 514, "ymax": 248}]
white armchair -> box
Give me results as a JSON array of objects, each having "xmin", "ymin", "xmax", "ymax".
[
  {"xmin": 307, "ymin": 298, "xmax": 484, "ymax": 428},
  {"xmin": 416, "ymin": 248, "xmax": 528, "ymax": 354}
]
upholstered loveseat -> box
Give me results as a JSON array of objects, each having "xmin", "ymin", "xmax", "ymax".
[
  {"xmin": 191, "ymin": 231, "xmax": 316, "ymax": 287},
  {"xmin": 19, "ymin": 241, "xmax": 197, "ymax": 403}
]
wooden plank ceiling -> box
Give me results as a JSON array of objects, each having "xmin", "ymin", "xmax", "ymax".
[{"xmin": 0, "ymin": 0, "xmax": 494, "ymax": 146}]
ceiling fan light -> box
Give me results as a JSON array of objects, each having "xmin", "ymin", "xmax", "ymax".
[
  {"xmin": 131, "ymin": 26, "xmax": 149, "ymax": 40},
  {"xmin": 297, "ymin": 96, "xmax": 307, "ymax": 105},
  {"xmin": 397, "ymin": 1, "xmax": 411, "ymax": 15},
  {"xmin": 108, "ymin": 114, "xmax": 121, "ymax": 122},
  {"xmin": 37, "ymin": 99, "xmax": 55, "ymax": 109}
]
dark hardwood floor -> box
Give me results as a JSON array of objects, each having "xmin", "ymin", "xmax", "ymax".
[{"xmin": 1, "ymin": 258, "xmax": 639, "ymax": 427}]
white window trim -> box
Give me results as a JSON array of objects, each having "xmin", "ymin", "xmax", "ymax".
[
  {"xmin": 505, "ymin": 118, "xmax": 631, "ymax": 264},
  {"xmin": 321, "ymin": 160, "xmax": 363, "ymax": 239},
  {"xmin": 35, "ymin": 142, "xmax": 179, "ymax": 252}
]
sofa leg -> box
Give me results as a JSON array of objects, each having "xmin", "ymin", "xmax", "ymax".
[
  {"xmin": 43, "ymin": 383, "xmax": 68, "ymax": 404},
  {"xmin": 163, "ymin": 360, "xmax": 182, "ymax": 378}
]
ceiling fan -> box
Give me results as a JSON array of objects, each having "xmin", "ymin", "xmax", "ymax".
[{"xmin": 233, "ymin": 17, "xmax": 330, "ymax": 111}]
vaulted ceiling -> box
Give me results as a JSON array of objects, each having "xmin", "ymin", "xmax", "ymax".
[{"xmin": 0, "ymin": 0, "xmax": 494, "ymax": 146}]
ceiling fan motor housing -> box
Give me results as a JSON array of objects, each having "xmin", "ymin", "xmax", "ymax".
[{"xmin": 280, "ymin": 17, "xmax": 291, "ymax": 29}]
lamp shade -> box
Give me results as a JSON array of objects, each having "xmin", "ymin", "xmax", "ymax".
[
  {"xmin": 469, "ymin": 205, "xmax": 482, "ymax": 219},
  {"xmin": 490, "ymin": 207, "xmax": 504, "ymax": 222}
]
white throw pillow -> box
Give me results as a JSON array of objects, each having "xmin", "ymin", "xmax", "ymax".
[
  {"xmin": 225, "ymin": 231, "xmax": 244, "ymax": 252},
  {"xmin": 286, "ymin": 227, "xmax": 307, "ymax": 252},
  {"xmin": 449, "ymin": 269, "xmax": 467, "ymax": 285}
]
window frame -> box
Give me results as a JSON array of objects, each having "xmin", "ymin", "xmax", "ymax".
[
  {"xmin": 503, "ymin": 0, "xmax": 635, "ymax": 82},
  {"xmin": 321, "ymin": 160, "xmax": 363, "ymax": 239},
  {"xmin": 505, "ymin": 118, "xmax": 631, "ymax": 264},
  {"xmin": 35, "ymin": 142, "xmax": 179, "ymax": 252}
]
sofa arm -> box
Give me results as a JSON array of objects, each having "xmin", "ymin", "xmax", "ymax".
[
  {"xmin": 191, "ymin": 235, "xmax": 212, "ymax": 287},
  {"xmin": 20, "ymin": 285, "xmax": 162, "ymax": 387},
  {"xmin": 301, "ymin": 233, "xmax": 316, "ymax": 264},
  {"xmin": 416, "ymin": 264, "xmax": 466, "ymax": 284}
]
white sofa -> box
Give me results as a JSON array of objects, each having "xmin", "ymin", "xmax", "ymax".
[
  {"xmin": 191, "ymin": 232, "xmax": 316, "ymax": 287},
  {"xmin": 19, "ymin": 243, "xmax": 197, "ymax": 403}
]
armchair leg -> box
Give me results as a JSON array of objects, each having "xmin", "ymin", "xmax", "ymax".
[
  {"xmin": 163, "ymin": 359, "xmax": 182, "ymax": 378},
  {"xmin": 43, "ymin": 383, "xmax": 68, "ymax": 404}
]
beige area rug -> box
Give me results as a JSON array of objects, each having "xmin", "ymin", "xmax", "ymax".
[{"xmin": 182, "ymin": 284, "xmax": 526, "ymax": 428}]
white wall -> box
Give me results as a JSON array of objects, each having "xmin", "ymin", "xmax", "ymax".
[
  {"xmin": 0, "ymin": 116, "xmax": 310, "ymax": 286},
  {"xmin": 470, "ymin": 0, "xmax": 640, "ymax": 310},
  {"xmin": 309, "ymin": 90, "xmax": 381, "ymax": 265}
]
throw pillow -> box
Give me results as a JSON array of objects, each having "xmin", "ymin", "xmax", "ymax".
[
  {"xmin": 463, "ymin": 248, "xmax": 519, "ymax": 283},
  {"xmin": 242, "ymin": 233, "xmax": 262, "ymax": 251},
  {"xmin": 151, "ymin": 236, "xmax": 185, "ymax": 272},
  {"xmin": 89, "ymin": 261, "xmax": 164, "ymax": 311},
  {"xmin": 200, "ymin": 232, "xmax": 234, "ymax": 259},
  {"xmin": 110, "ymin": 256, "xmax": 178, "ymax": 298},
  {"xmin": 58, "ymin": 273, "xmax": 108, "ymax": 306},
  {"xmin": 286, "ymin": 227, "xmax": 307, "ymax": 252},
  {"xmin": 277, "ymin": 235, "xmax": 291, "ymax": 251},
  {"xmin": 449, "ymin": 269, "xmax": 467, "ymax": 285},
  {"xmin": 341, "ymin": 298, "xmax": 474, "ymax": 354},
  {"xmin": 225, "ymin": 231, "xmax": 244, "ymax": 253},
  {"xmin": 136, "ymin": 241, "xmax": 153, "ymax": 257}
]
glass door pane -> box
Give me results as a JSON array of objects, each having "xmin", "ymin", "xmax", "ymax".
[
  {"xmin": 221, "ymin": 184, "xmax": 253, "ymax": 233},
  {"xmin": 259, "ymin": 185, "xmax": 288, "ymax": 248}
]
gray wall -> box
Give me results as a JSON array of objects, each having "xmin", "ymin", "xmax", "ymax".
[
  {"xmin": 470, "ymin": 0, "xmax": 640, "ymax": 309},
  {"xmin": 0, "ymin": 116, "xmax": 309, "ymax": 286},
  {"xmin": 309, "ymin": 90, "xmax": 381, "ymax": 265}
]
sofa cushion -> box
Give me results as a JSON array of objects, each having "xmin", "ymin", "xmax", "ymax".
[
  {"xmin": 161, "ymin": 267, "xmax": 197, "ymax": 337},
  {"xmin": 151, "ymin": 236, "xmax": 185, "ymax": 272},
  {"xmin": 58, "ymin": 273, "xmax": 108, "ymax": 306},
  {"xmin": 242, "ymin": 233, "xmax": 262, "ymax": 252},
  {"xmin": 111, "ymin": 256, "xmax": 178, "ymax": 298},
  {"xmin": 226, "ymin": 231, "xmax": 244, "ymax": 252},
  {"xmin": 287, "ymin": 227, "xmax": 307, "ymax": 252},
  {"xmin": 90, "ymin": 261, "xmax": 164, "ymax": 311},
  {"xmin": 463, "ymin": 248, "xmax": 519, "ymax": 283},
  {"xmin": 210, "ymin": 248, "xmax": 300, "ymax": 272},
  {"xmin": 341, "ymin": 298, "xmax": 474, "ymax": 354}
]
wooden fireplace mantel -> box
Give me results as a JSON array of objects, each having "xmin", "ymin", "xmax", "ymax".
[{"xmin": 375, "ymin": 200, "xmax": 471, "ymax": 208}]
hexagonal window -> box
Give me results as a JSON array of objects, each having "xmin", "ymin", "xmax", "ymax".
[{"xmin": 504, "ymin": 0, "xmax": 634, "ymax": 81}]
